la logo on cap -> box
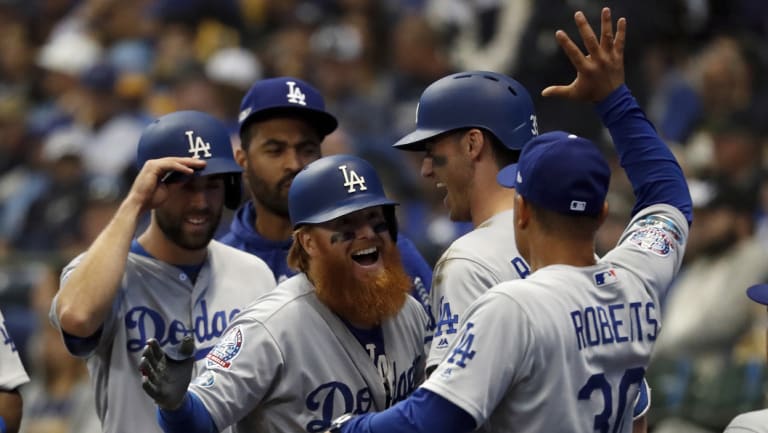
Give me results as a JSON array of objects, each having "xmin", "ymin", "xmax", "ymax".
[
  {"xmin": 339, "ymin": 164, "xmax": 367, "ymax": 193},
  {"xmin": 286, "ymin": 81, "xmax": 306, "ymax": 106},
  {"xmin": 185, "ymin": 130, "xmax": 212, "ymax": 159}
]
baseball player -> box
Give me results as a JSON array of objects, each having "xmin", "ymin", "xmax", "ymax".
[
  {"xmin": 328, "ymin": 8, "xmax": 692, "ymax": 433},
  {"xmin": 218, "ymin": 77, "xmax": 433, "ymax": 324},
  {"xmin": 0, "ymin": 309, "xmax": 29, "ymax": 433},
  {"xmin": 50, "ymin": 110, "xmax": 276, "ymax": 433},
  {"xmin": 138, "ymin": 154, "xmax": 429, "ymax": 433},
  {"xmin": 723, "ymin": 283, "xmax": 768, "ymax": 433}
]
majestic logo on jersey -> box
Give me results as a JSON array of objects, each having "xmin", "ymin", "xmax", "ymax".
[
  {"xmin": 185, "ymin": 130, "xmax": 213, "ymax": 158},
  {"xmin": 447, "ymin": 322, "xmax": 476, "ymax": 368},
  {"xmin": 593, "ymin": 268, "xmax": 618, "ymax": 286},
  {"xmin": 206, "ymin": 325, "xmax": 243, "ymax": 369},
  {"xmin": 304, "ymin": 356, "xmax": 421, "ymax": 433},
  {"xmin": 124, "ymin": 301, "xmax": 241, "ymax": 353},
  {"xmin": 338, "ymin": 165, "xmax": 367, "ymax": 193},
  {"xmin": 238, "ymin": 107, "xmax": 252, "ymax": 123},
  {"xmin": 434, "ymin": 296, "xmax": 459, "ymax": 340},
  {"xmin": 286, "ymin": 81, "xmax": 307, "ymax": 105}
]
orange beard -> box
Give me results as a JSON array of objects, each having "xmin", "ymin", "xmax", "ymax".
[{"xmin": 310, "ymin": 242, "xmax": 411, "ymax": 328}]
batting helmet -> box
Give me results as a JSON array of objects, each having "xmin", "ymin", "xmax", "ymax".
[
  {"xmin": 238, "ymin": 77, "xmax": 338, "ymax": 138},
  {"xmin": 136, "ymin": 110, "xmax": 243, "ymax": 209},
  {"xmin": 394, "ymin": 71, "xmax": 538, "ymax": 151},
  {"xmin": 289, "ymin": 154, "xmax": 398, "ymax": 240}
]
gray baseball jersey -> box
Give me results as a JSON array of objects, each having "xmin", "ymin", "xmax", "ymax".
[
  {"xmin": 189, "ymin": 273, "xmax": 429, "ymax": 433},
  {"xmin": 429, "ymin": 209, "xmax": 529, "ymax": 369},
  {"xmin": 49, "ymin": 240, "xmax": 276, "ymax": 433},
  {"xmin": 724, "ymin": 409, "xmax": 768, "ymax": 433},
  {"xmin": 0, "ymin": 310, "xmax": 29, "ymax": 391},
  {"xmin": 423, "ymin": 204, "xmax": 688, "ymax": 433}
]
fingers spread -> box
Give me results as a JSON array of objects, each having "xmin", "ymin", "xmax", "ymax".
[
  {"xmin": 574, "ymin": 11, "xmax": 600, "ymax": 57},
  {"xmin": 614, "ymin": 17, "xmax": 627, "ymax": 56},
  {"xmin": 554, "ymin": 30, "xmax": 587, "ymax": 70},
  {"xmin": 599, "ymin": 8, "xmax": 614, "ymax": 51}
]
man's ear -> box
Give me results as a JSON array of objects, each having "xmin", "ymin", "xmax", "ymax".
[
  {"xmin": 465, "ymin": 128, "xmax": 485, "ymax": 160},
  {"xmin": 515, "ymin": 192, "xmax": 530, "ymax": 229},
  {"xmin": 234, "ymin": 147, "xmax": 247, "ymax": 169},
  {"xmin": 297, "ymin": 228, "xmax": 318, "ymax": 257}
]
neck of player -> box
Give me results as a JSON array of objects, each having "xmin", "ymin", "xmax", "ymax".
[
  {"xmin": 254, "ymin": 200, "xmax": 295, "ymax": 241},
  {"xmin": 470, "ymin": 179, "xmax": 516, "ymax": 227},
  {"xmin": 137, "ymin": 227, "xmax": 208, "ymax": 265},
  {"xmin": 526, "ymin": 232, "xmax": 597, "ymax": 273}
]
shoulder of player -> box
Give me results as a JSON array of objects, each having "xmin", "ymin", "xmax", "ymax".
[
  {"xmin": 206, "ymin": 240, "xmax": 274, "ymax": 273},
  {"xmin": 233, "ymin": 274, "xmax": 320, "ymax": 325},
  {"xmin": 725, "ymin": 409, "xmax": 768, "ymax": 432}
]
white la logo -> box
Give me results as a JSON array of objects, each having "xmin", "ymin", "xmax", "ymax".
[
  {"xmin": 339, "ymin": 165, "xmax": 367, "ymax": 193},
  {"xmin": 286, "ymin": 81, "xmax": 307, "ymax": 106},
  {"xmin": 185, "ymin": 130, "xmax": 212, "ymax": 158}
]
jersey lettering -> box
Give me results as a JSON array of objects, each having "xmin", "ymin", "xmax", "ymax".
[
  {"xmin": 286, "ymin": 81, "xmax": 307, "ymax": 105},
  {"xmin": 304, "ymin": 356, "xmax": 420, "ymax": 432},
  {"xmin": 124, "ymin": 300, "xmax": 240, "ymax": 352},
  {"xmin": 578, "ymin": 367, "xmax": 645, "ymax": 433},
  {"xmin": 511, "ymin": 256, "xmax": 530, "ymax": 279},
  {"xmin": 434, "ymin": 296, "xmax": 459, "ymax": 338},
  {"xmin": 185, "ymin": 130, "xmax": 212, "ymax": 158},
  {"xmin": 570, "ymin": 301, "xmax": 657, "ymax": 350},
  {"xmin": 338, "ymin": 165, "xmax": 367, "ymax": 193},
  {"xmin": 447, "ymin": 322, "xmax": 476, "ymax": 368}
]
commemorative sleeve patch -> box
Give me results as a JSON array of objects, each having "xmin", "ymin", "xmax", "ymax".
[
  {"xmin": 206, "ymin": 325, "xmax": 243, "ymax": 369},
  {"xmin": 626, "ymin": 215, "xmax": 683, "ymax": 257}
]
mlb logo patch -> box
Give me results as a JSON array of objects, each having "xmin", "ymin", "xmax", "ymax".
[
  {"xmin": 206, "ymin": 326, "xmax": 243, "ymax": 369},
  {"xmin": 593, "ymin": 269, "xmax": 618, "ymax": 286}
]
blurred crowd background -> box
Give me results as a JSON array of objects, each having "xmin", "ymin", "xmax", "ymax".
[{"xmin": 0, "ymin": 0, "xmax": 766, "ymax": 432}]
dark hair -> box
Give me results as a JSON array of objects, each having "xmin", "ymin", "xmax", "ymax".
[{"xmin": 529, "ymin": 202, "xmax": 602, "ymax": 241}]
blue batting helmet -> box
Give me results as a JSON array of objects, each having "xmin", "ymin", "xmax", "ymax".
[
  {"xmin": 394, "ymin": 71, "xmax": 538, "ymax": 151},
  {"xmin": 136, "ymin": 110, "xmax": 243, "ymax": 209},
  {"xmin": 289, "ymin": 154, "xmax": 398, "ymax": 239},
  {"xmin": 238, "ymin": 76, "xmax": 338, "ymax": 138}
]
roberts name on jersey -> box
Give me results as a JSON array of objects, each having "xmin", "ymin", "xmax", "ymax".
[{"xmin": 570, "ymin": 300, "xmax": 658, "ymax": 350}]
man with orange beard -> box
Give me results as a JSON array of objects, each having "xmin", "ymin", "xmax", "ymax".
[{"xmin": 138, "ymin": 154, "xmax": 430, "ymax": 433}]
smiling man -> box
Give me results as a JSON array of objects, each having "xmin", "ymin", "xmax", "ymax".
[
  {"xmin": 139, "ymin": 154, "xmax": 430, "ymax": 433},
  {"xmin": 51, "ymin": 110, "xmax": 276, "ymax": 433}
]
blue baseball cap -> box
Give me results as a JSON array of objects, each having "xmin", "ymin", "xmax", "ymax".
[
  {"xmin": 497, "ymin": 131, "xmax": 610, "ymax": 216},
  {"xmin": 238, "ymin": 77, "xmax": 338, "ymax": 137},
  {"xmin": 747, "ymin": 284, "xmax": 768, "ymax": 305}
]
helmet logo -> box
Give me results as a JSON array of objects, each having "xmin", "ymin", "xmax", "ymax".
[
  {"xmin": 185, "ymin": 130, "xmax": 213, "ymax": 159},
  {"xmin": 286, "ymin": 81, "xmax": 307, "ymax": 106},
  {"xmin": 339, "ymin": 164, "xmax": 367, "ymax": 193}
]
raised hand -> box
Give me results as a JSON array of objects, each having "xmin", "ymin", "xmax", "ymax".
[
  {"xmin": 128, "ymin": 157, "xmax": 207, "ymax": 212},
  {"xmin": 541, "ymin": 7, "xmax": 626, "ymax": 102},
  {"xmin": 139, "ymin": 336, "xmax": 196, "ymax": 410}
]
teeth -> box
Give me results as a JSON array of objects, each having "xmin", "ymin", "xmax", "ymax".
[
  {"xmin": 352, "ymin": 247, "xmax": 377, "ymax": 256},
  {"xmin": 436, "ymin": 182, "xmax": 445, "ymax": 188},
  {"xmin": 188, "ymin": 217, "xmax": 206, "ymax": 224}
]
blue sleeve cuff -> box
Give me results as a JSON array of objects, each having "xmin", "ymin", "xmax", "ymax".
[
  {"xmin": 0, "ymin": 415, "xmax": 7, "ymax": 433},
  {"xmin": 157, "ymin": 392, "xmax": 217, "ymax": 433},
  {"xmin": 341, "ymin": 388, "xmax": 475, "ymax": 433},
  {"xmin": 62, "ymin": 328, "xmax": 102, "ymax": 357}
]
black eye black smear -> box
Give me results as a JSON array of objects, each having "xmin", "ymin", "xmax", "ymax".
[
  {"xmin": 431, "ymin": 154, "xmax": 448, "ymax": 167},
  {"xmin": 330, "ymin": 231, "xmax": 355, "ymax": 244}
]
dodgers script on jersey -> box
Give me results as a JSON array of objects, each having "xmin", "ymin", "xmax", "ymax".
[
  {"xmin": 49, "ymin": 241, "xmax": 276, "ymax": 433},
  {"xmin": 423, "ymin": 204, "xmax": 688, "ymax": 433},
  {"xmin": 0, "ymin": 309, "xmax": 29, "ymax": 391},
  {"xmin": 429, "ymin": 210, "xmax": 529, "ymax": 369},
  {"xmin": 189, "ymin": 273, "xmax": 429, "ymax": 433}
]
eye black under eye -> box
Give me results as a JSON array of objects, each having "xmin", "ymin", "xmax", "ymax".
[{"xmin": 373, "ymin": 222, "xmax": 389, "ymax": 233}]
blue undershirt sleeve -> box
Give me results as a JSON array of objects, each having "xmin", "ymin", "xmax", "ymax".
[
  {"xmin": 596, "ymin": 85, "xmax": 693, "ymax": 226},
  {"xmin": 157, "ymin": 392, "xmax": 217, "ymax": 433},
  {"xmin": 340, "ymin": 388, "xmax": 475, "ymax": 433}
]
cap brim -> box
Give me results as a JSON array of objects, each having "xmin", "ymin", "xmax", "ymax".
[
  {"xmin": 392, "ymin": 127, "xmax": 447, "ymax": 151},
  {"xmin": 747, "ymin": 284, "xmax": 768, "ymax": 305},
  {"xmin": 239, "ymin": 107, "xmax": 338, "ymax": 138},
  {"xmin": 496, "ymin": 163, "xmax": 518, "ymax": 188}
]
